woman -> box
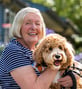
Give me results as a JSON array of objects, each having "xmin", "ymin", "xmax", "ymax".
[
  {"xmin": 0, "ymin": 7, "xmax": 59, "ymax": 89},
  {"xmin": 0, "ymin": 7, "xmax": 81, "ymax": 89}
]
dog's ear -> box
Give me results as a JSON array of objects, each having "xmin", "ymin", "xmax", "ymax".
[
  {"xmin": 33, "ymin": 43, "xmax": 44, "ymax": 64},
  {"xmin": 61, "ymin": 42, "xmax": 75, "ymax": 69}
]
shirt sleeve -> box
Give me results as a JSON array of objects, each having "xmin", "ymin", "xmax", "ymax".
[{"xmin": 2, "ymin": 46, "xmax": 32, "ymax": 73}]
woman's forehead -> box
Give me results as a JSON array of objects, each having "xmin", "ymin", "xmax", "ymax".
[{"xmin": 24, "ymin": 12, "xmax": 42, "ymax": 21}]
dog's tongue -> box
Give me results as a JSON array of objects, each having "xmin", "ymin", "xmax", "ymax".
[{"xmin": 54, "ymin": 60, "xmax": 60, "ymax": 66}]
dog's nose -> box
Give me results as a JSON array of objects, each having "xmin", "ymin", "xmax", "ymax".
[{"xmin": 55, "ymin": 54, "xmax": 60, "ymax": 59}]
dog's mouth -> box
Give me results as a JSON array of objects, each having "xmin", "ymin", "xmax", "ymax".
[
  {"xmin": 53, "ymin": 54, "xmax": 63, "ymax": 66},
  {"xmin": 54, "ymin": 59, "xmax": 62, "ymax": 66}
]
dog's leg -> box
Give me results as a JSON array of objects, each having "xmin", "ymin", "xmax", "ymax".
[{"xmin": 53, "ymin": 71, "xmax": 61, "ymax": 83}]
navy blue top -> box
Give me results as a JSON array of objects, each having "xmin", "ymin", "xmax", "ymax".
[{"xmin": 0, "ymin": 39, "xmax": 40, "ymax": 89}]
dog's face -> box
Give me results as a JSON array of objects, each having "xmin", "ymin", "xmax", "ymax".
[
  {"xmin": 33, "ymin": 34, "xmax": 74, "ymax": 70},
  {"xmin": 42, "ymin": 45, "xmax": 67, "ymax": 70}
]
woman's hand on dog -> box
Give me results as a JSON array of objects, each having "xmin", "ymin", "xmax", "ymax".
[
  {"xmin": 58, "ymin": 61, "xmax": 82, "ymax": 88},
  {"xmin": 58, "ymin": 70, "xmax": 73, "ymax": 88}
]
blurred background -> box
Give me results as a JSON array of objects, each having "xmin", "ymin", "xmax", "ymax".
[{"xmin": 0, "ymin": 0, "xmax": 82, "ymax": 62}]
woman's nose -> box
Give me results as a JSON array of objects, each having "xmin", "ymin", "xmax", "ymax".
[{"xmin": 32, "ymin": 23, "xmax": 37, "ymax": 29}]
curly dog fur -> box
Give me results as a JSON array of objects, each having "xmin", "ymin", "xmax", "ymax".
[{"xmin": 33, "ymin": 33, "xmax": 82, "ymax": 89}]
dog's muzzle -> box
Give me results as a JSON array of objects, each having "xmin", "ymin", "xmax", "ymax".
[{"xmin": 53, "ymin": 54, "xmax": 62, "ymax": 66}]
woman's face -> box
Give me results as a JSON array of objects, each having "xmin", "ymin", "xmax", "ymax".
[{"xmin": 20, "ymin": 12, "xmax": 43, "ymax": 48}]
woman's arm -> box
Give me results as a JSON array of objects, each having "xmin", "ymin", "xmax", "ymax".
[{"xmin": 11, "ymin": 65, "xmax": 58, "ymax": 89}]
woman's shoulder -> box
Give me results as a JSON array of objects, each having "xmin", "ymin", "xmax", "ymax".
[
  {"xmin": 1, "ymin": 40, "xmax": 24, "ymax": 58},
  {"xmin": 1, "ymin": 39, "xmax": 32, "ymax": 60},
  {"xmin": 4, "ymin": 39, "xmax": 23, "ymax": 52}
]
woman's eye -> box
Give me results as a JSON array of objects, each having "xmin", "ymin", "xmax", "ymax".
[
  {"xmin": 26, "ymin": 22, "xmax": 30, "ymax": 24},
  {"xmin": 36, "ymin": 23, "xmax": 40, "ymax": 25}
]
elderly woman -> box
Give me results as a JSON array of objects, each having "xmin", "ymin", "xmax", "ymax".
[{"xmin": 0, "ymin": 7, "xmax": 81, "ymax": 89}]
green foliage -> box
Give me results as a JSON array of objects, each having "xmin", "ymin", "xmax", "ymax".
[
  {"xmin": 0, "ymin": 45, "xmax": 5, "ymax": 56},
  {"xmin": 32, "ymin": 0, "xmax": 54, "ymax": 7},
  {"xmin": 53, "ymin": 0, "xmax": 81, "ymax": 33}
]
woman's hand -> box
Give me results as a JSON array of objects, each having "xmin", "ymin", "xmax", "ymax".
[
  {"xmin": 58, "ymin": 61, "xmax": 82, "ymax": 88},
  {"xmin": 58, "ymin": 70, "xmax": 73, "ymax": 88}
]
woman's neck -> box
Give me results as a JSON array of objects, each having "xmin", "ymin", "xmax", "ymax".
[{"xmin": 16, "ymin": 38, "xmax": 36, "ymax": 51}]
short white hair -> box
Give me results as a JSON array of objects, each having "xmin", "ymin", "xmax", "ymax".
[{"xmin": 9, "ymin": 7, "xmax": 46, "ymax": 39}]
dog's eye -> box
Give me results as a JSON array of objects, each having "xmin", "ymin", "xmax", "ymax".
[
  {"xmin": 49, "ymin": 47, "xmax": 53, "ymax": 51},
  {"xmin": 59, "ymin": 45, "xmax": 62, "ymax": 50}
]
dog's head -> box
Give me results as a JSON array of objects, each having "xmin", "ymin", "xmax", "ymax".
[{"xmin": 33, "ymin": 34, "xmax": 74, "ymax": 70}]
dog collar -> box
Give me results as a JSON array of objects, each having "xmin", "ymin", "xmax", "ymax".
[{"xmin": 32, "ymin": 62, "xmax": 46, "ymax": 72}]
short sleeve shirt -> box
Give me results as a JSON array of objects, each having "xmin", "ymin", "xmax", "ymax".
[{"xmin": 0, "ymin": 39, "xmax": 40, "ymax": 89}]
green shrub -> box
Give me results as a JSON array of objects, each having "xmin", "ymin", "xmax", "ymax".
[{"xmin": 0, "ymin": 45, "xmax": 5, "ymax": 56}]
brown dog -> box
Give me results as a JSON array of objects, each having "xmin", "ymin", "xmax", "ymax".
[{"xmin": 33, "ymin": 33, "xmax": 81, "ymax": 89}]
